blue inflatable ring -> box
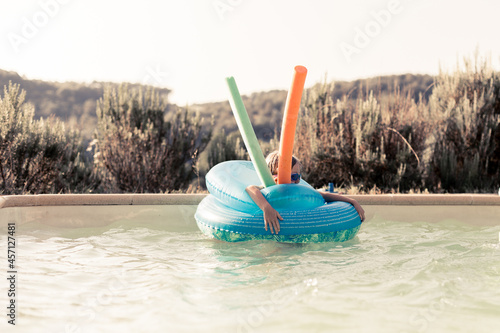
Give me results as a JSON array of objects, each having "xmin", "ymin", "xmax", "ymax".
[{"xmin": 195, "ymin": 161, "xmax": 361, "ymax": 243}]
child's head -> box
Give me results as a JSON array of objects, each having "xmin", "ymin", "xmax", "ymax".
[{"xmin": 265, "ymin": 150, "xmax": 301, "ymax": 184}]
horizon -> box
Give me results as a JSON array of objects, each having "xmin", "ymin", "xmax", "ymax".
[
  {"xmin": 1, "ymin": 0, "xmax": 499, "ymax": 105},
  {"xmin": 0, "ymin": 67, "xmax": 434, "ymax": 106}
]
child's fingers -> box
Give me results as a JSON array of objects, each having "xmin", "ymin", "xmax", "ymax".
[
  {"xmin": 264, "ymin": 214, "xmax": 282, "ymax": 234},
  {"xmin": 267, "ymin": 219, "xmax": 279, "ymax": 234},
  {"xmin": 273, "ymin": 214, "xmax": 281, "ymax": 234},
  {"xmin": 274, "ymin": 217, "xmax": 280, "ymax": 234},
  {"xmin": 265, "ymin": 218, "xmax": 274, "ymax": 234}
]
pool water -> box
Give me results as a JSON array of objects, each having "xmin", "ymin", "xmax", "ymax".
[{"xmin": 1, "ymin": 214, "xmax": 499, "ymax": 333}]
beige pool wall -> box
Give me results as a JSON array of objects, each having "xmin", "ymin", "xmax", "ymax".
[{"xmin": 1, "ymin": 194, "xmax": 499, "ymax": 228}]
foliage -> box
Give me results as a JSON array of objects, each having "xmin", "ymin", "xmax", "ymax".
[
  {"xmin": 0, "ymin": 82, "xmax": 97, "ymax": 194},
  {"xmin": 427, "ymin": 55, "xmax": 500, "ymax": 192},
  {"xmin": 294, "ymin": 55, "xmax": 499, "ymax": 193},
  {"xmin": 1, "ymin": 56, "xmax": 498, "ymax": 194},
  {"xmin": 0, "ymin": 69, "xmax": 171, "ymax": 140},
  {"xmin": 206, "ymin": 129, "xmax": 247, "ymax": 170},
  {"xmin": 93, "ymin": 85, "xmax": 211, "ymax": 193},
  {"xmin": 295, "ymin": 80, "xmax": 429, "ymax": 192}
]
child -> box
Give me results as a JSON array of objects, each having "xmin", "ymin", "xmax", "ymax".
[{"xmin": 246, "ymin": 151, "xmax": 365, "ymax": 234}]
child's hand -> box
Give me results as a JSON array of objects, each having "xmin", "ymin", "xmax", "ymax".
[
  {"xmin": 319, "ymin": 191, "xmax": 366, "ymax": 223},
  {"xmin": 263, "ymin": 205, "xmax": 283, "ymax": 234},
  {"xmin": 353, "ymin": 202, "xmax": 365, "ymax": 222}
]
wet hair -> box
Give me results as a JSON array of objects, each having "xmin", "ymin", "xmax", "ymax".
[{"xmin": 265, "ymin": 150, "xmax": 300, "ymax": 175}]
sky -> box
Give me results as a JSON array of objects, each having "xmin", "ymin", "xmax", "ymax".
[{"xmin": 1, "ymin": 0, "xmax": 499, "ymax": 106}]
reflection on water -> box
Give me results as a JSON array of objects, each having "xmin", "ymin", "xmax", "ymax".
[{"xmin": 1, "ymin": 218, "xmax": 499, "ymax": 333}]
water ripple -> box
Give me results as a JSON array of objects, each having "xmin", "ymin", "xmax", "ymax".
[{"xmin": 7, "ymin": 219, "xmax": 500, "ymax": 332}]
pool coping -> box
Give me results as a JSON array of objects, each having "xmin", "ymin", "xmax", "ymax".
[{"xmin": 1, "ymin": 193, "xmax": 499, "ymax": 208}]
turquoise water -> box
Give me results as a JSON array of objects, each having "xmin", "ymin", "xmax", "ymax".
[{"xmin": 1, "ymin": 215, "xmax": 499, "ymax": 332}]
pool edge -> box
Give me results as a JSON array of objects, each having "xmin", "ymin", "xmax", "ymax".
[{"xmin": 1, "ymin": 193, "xmax": 499, "ymax": 208}]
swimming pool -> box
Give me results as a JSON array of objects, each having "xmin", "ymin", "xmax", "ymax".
[{"xmin": 1, "ymin": 194, "xmax": 499, "ymax": 332}]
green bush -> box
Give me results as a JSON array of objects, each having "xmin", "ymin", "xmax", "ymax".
[
  {"xmin": 206, "ymin": 129, "xmax": 247, "ymax": 170},
  {"xmin": 0, "ymin": 82, "xmax": 97, "ymax": 194},
  {"xmin": 296, "ymin": 80, "xmax": 429, "ymax": 192},
  {"xmin": 427, "ymin": 55, "xmax": 500, "ymax": 192},
  {"xmin": 2, "ymin": 55, "xmax": 498, "ymax": 194},
  {"xmin": 93, "ymin": 85, "xmax": 211, "ymax": 193},
  {"xmin": 293, "ymin": 55, "xmax": 499, "ymax": 193}
]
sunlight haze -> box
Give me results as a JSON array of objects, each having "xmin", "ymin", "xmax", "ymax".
[{"xmin": 1, "ymin": 0, "xmax": 499, "ymax": 105}]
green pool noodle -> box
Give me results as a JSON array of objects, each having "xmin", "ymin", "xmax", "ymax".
[{"xmin": 225, "ymin": 77, "xmax": 275, "ymax": 187}]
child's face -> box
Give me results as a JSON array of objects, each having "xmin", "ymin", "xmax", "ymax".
[
  {"xmin": 274, "ymin": 164, "xmax": 302, "ymax": 184},
  {"xmin": 291, "ymin": 163, "xmax": 301, "ymax": 184}
]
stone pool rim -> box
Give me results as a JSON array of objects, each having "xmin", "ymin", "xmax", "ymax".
[{"xmin": 1, "ymin": 193, "xmax": 499, "ymax": 208}]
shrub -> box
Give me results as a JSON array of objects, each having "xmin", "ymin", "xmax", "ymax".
[
  {"xmin": 427, "ymin": 55, "xmax": 500, "ymax": 192},
  {"xmin": 0, "ymin": 82, "xmax": 97, "ymax": 194},
  {"xmin": 206, "ymin": 129, "xmax": 247, "ymax": 170},
  {"xmin": 296, "ymin": 80, "xmax": 429, "ymax": 192},
  {"xmin": 93, "ymin": 85, "xmax": 211, "ymax": 193}
]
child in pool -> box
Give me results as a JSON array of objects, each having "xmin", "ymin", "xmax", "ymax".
[{"xmin": 246, "ymin": 151, "xmax": 365, "ymax": 234}]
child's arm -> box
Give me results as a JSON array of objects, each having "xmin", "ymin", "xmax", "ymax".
[
  {"xmin": 246, "ymin": 185, "xmax": 283, "ymax": 234},
  {"xmin": 319, "ymin": 192, "xmax": 366, "ymax": 222}
]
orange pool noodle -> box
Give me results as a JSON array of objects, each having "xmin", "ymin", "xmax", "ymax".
[{"xmin": 278, "ymin": 66, "xmax": 307, "ymax": 184}]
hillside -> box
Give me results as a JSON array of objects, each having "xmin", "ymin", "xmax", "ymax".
[
  {"xmin": 0, "ymin": 70, "xmax": 171, "ymax": 139},
  {"xmin": 0, "ymin": 69, "xmax": 434, "ymax": 141},
  {"xmin": 190, "ymin": 73, "xmax": 434, "ymax": 142}
]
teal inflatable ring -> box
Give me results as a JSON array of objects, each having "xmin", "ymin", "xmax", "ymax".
[{"xmin": 195, "ymin": 161, "xmax": 361, "ymax": 243}]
